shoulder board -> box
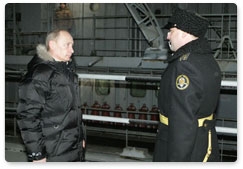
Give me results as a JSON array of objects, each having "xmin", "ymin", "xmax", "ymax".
[{"xmin": 179, "ymin": 53, "xmax": 190, "ymax": 61}]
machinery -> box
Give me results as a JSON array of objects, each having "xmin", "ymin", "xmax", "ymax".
[{"xmin": 125, "ymin": 3, "xmax": 167, "ymax": 60}]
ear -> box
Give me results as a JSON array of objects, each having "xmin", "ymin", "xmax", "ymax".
[{"xmin": 49, "ymin": 40, "xmax": 56, "ymax": 50}]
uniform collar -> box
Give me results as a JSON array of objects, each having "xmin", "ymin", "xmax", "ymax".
[{"xmin": 167, "ymin": 38, "xmax": 211, "ymax": 63}]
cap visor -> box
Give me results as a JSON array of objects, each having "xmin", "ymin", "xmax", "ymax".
[{"xmin": 163, "ymin": 22, "xmax": 174, "ymax": 29}]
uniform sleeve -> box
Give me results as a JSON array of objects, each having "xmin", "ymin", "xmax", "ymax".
[
  {"xmin": 167, "ymin": 60, "xmax": 203, "ymax": 161},
  {"xmin": 17, "ymin": 67, "xmax": 51, "ymax": 161}
]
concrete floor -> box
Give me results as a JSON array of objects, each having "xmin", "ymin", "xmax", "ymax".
[{"xmin": 5, "ymin": 136, "xmax": 153, "ymax": 162}]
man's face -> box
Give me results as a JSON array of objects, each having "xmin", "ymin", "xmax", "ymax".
[
  {"xmin": 60, "ymin": 3, "xmax": 66, "ymax": 9},
  {"xmin": 51, "ymin": 31, "xmax": 74, "ymax": 62},
  {"xmin": 166, "ymin": 27, "xmax": 185, "ymax": 52}
]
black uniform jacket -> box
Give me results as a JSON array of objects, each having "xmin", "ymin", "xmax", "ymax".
[
  {"xmin": 17, "ymin": 44, "xmax": 84, "ymax": 162},
  {"xmin": 153, "ymin": 38, "xmax": 221, "ymax": 162}
]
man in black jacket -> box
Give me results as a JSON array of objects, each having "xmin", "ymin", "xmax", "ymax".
[
  {"xmin": 17, "ymin": 29, "xmax": 85, "ymax": 162},
  {"xmin": 153, "ymin": 8, "xmax": 221, "ymax": 162}
]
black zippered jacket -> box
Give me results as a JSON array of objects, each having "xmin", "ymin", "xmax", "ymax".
[{"xmin": 17, "ymin": 44, "xmax": 84, "ymax": 162}]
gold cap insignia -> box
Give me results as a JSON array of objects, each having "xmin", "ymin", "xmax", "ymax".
[{"xmin": 176, "ymin": 74, "xmax": 190, "ymax": 90}]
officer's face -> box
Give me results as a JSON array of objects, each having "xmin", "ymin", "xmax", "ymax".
[{"xmin": 167, "ymin": 28, "xmax": 185, "ymax": 52}]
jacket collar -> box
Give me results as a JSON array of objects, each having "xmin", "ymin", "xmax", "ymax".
[
  {"xmin": 168, "ymin": 38, "xmax": 211, "ymax": 63},
  {"xmin": 36, "ymin": 44, "xmax": 55, "ymax": 62}
]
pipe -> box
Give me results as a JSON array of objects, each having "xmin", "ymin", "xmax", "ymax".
[
  {"xmin": 77, "ymin": 73, "xmax": 237, "ymax": 88},
  {"xmin": 6, "ymin": 108, "xmax": 237, "ymax": 135}
]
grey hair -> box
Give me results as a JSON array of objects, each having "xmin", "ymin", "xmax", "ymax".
[{"xmin": 45, "ymin": 29, "xmax": 67, "ymax": 50}]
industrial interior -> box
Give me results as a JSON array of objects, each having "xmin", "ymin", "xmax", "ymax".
[{"xmin": 5, "ymin": 3, "xmax": 237, "ymax": 162}]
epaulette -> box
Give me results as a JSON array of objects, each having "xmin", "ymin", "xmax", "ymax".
[{"xmin": 179, "ymin": 53, "xmax": 190, "ymax": 61}]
